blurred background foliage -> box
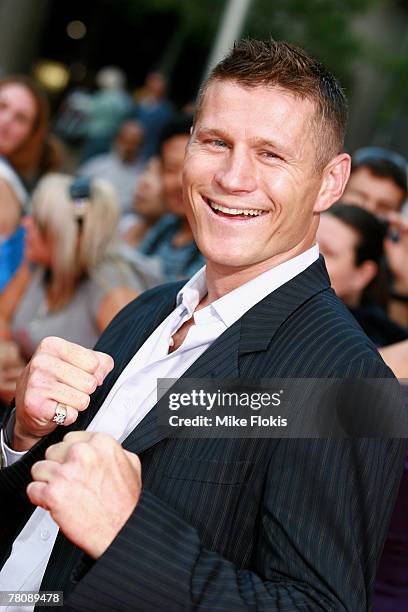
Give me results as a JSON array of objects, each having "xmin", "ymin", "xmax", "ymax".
[
  {"xmin": 119, "ymin": 0, "xmax": 404, "ymax": 90},
  {"xmin": 246, "ymin": 0, "xmax": 376, "ymax": 87}
]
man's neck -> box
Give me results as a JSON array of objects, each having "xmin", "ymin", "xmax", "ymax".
[{"xmin": 203, "ymin": 239, "xmax": 316, "ymax": 305}]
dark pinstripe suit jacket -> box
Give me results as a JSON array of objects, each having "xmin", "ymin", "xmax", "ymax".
[{"xmin": 0, "ymin": 257, "xmax": 406, "ymax": 611}]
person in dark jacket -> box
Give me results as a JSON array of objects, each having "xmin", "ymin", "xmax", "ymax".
[{"xmin": 0, "ymin": 40, "xmax": 406, "ymax": 612}]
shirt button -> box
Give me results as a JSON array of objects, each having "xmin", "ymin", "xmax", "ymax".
[{"xmin": 40, "ymin": 529, "xmax": 50, "ymax": 540}]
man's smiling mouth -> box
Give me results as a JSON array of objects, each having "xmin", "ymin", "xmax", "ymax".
[{"xmin": 203, "ymin": 197, "xmax": 268, "ymax": 218}]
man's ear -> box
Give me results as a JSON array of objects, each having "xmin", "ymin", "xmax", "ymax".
[
  {"xmin": 352, "ymin": 260, "xmax": 378, "ymax": 293},
  {"xmin": 313, "ymin": 153, "xmax": 351, "ymax": 213}
]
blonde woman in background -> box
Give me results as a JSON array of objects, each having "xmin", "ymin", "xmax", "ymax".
[{"xmin": 0, "ymin": 173, "xmax": 161, "ymax": 406}]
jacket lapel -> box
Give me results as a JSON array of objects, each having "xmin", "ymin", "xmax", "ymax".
[
  {"xmin": 122, "ymin": 257, "xmax": 331, "ymax": 455},
  {"xmin": 122, "ymin": 321, "xmax": 242, "ymax": 454},
  {"xmin": 74, "ymin": 283, "xmax": 184, "ymax": 432},
  {"xmin": 239, "ymin": 255, "xmax": 330, "ymax": 354}
]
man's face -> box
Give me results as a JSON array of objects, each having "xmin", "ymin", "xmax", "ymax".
[
  {"xmin": 343, "ymin": 166, "xmax": 405, "ymax": 215},
  {"xmin": 317, "ymin": 214, "xmax": 361, "ymax": 302},
  {"xmin": 146, "ymin": 72, "xmax": 167, "ymax": 98},
  {"xmin": 0, "ymin": 83, "xmax": 37, "ymax": 156},
  {"xmin": 183, "ymin": 81, "xmax": 331, "ymax": 273},
  {"xmin": 116, "ymin": 124, "xmax": 143, "ymax": 162},
  {"xmin": 161, "ymin": 134, "xmax": 190, "ymax": 216}
]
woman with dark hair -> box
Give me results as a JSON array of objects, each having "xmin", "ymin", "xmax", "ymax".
[
  {"xmin": 0, "ymin": 76, "xmax": 49, "ymax": 180},
  {"xmin": 0, "ymin": 75, "xmax": 50, "ymax": 290},
  {"xmin": 317, "ymin": 203, "xmax": 408, "ymax": 358}
]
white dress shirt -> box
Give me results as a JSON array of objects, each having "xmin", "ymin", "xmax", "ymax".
[{"xmin": 0, "ymin": 245, "xmax": 319, "ymax": 611}]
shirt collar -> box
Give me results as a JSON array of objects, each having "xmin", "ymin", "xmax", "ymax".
[
  {"xmin": 176, "ymin": 265, "xmax": 207, "ymax": 316},
  {"xmin": 176, "ymin": 244, "xmax": 319, "ymax": 328}
]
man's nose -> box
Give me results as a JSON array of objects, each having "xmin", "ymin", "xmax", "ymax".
[{"xmin": 214, "ymin": 149, "xmax": 257, "ymax": 193}]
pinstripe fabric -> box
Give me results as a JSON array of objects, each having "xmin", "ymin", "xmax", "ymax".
[{"xmin": 0, "ymin": 257, "xmax": 406, "ymax": 611}]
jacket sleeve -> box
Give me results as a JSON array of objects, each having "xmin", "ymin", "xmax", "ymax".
[{"xmin": 66, "ymin": 360, "xmax": 407, "ymax": 612}]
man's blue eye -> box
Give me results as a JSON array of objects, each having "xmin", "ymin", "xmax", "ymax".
[{"xmin": 211, "ymin": 139, "xmax": 226, "ymax": 147}]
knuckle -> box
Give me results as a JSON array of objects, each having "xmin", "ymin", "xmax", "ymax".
[
  {"xmin": 28, "ymin": 362, "xmax": 53, "ymax": 391},
  {"xmin": 38, "ymin": 336, "xmax": 54, "ymax": 353},
  {"xmin": 24, "ymin": 390, "xmax": 42, "ymax": 414},
  {"xmin": 81, "ymin": 350, "xmax": 99, "ymax": 373},
  {"xmin": 45, "ymin": 443, "xmax": 59, "ymax": 460},
  {"xmin": 53, "ymin": 463, "xmax": 66, "ymax": 480},
  {"xmin": 44, "ymin": 482, "xmax": 61, "ymax": 507},
  {"xmin": 29, "ymin": 369, "xmax": 45, "ymax": 388},
  {"xmin": 92, "ymin": 432, "xmax": 119, "ymax": 457},
  {"xmin": 59, "ymin": 462, "xmax": 77, "ymax": 482},
  {"xmin": 88, "ymin": 355, "xmax": 100, "ymax": 374},
  {"xmin": 96, "ymin": 351, "xmax": 114, "ymax": 372},
  {"xmin": 101, "ymin": 353, "xmax": 114, "ymax": 373},
  {"xmin": 105, "ymin": 354, "xmax": 114, "ymax": 370},
  {"xmin": 66, "ymin": 444, "xmax": 82, "ymax": 462},
  {"xmin": 63, "ymin": 431, "xmax": 79, "ymax": 443},
  {"xmin": 67, "ymin": 441, "xmax": 90, "ymax": 462},
  {"xmin": 30, "ymin": 462, "xmax": 41, "ymax": 479},
  {"xmin": 92, "ymin": 431, "xmax": 114, "ymax": 447},
  {"xmin": 38, "ymin": 352, "xmax": 51, "ymax": 367},
  {"xmin": 78, "ymin": 392, "xmax": 90, "ymax": 410},
  {"xmin": 29, "ymin": 353, "xmax": 43, "ymax": 372},
  {"xmin": 84, "ymin": 375, "xmax": 97, "ymax": 395},
  {"xmin": 67, "ymin": 390, "xmax": 88, "ymax": 411},
  {"xmin": 30, "ymin": 360, "xmax": 42, "ymax": 382},
  {"xmin": 65, "ymin": 410, "xmax": 79, "ymax": 425}
]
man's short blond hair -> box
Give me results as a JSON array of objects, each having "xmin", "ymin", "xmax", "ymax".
[{"xmin": 197, "ymin": 39, "xmax": 348, "ymax": 172}]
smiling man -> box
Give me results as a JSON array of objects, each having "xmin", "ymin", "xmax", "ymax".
[
  {"xmin": 184, "ymin": 77, "xmax": 344, "ymax": 287},
  {"xmin": 0, "ymin": 40, "xmax": 406, "ymax": 611}
]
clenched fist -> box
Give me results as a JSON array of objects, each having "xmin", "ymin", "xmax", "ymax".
[
  {"xmin": 28, "ymin": 431, "xmax": 142, "ymax": 559},
  {"xmin": 13, "ymin": 337, "xmax": 114, "ymax": 451}
]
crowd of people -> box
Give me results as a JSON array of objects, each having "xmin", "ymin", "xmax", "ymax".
[
  {"xmin": 0, "ymin": 41, "xmax": 407, "ymax": 610},
  {"xmin": 0, "ymin": 71, "xmax": 202, "ymax": 405}
]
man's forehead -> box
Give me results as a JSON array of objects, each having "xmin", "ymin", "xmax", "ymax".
[
  {"xmin": 201, "ymin": 79, "xmax": 314, "ymax": 109},
  {"xmin": 197, "ymin": 80, "xmax": 316, "ymax": 133}
]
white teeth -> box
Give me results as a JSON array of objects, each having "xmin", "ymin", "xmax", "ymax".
[{"xmin": 208, "ymin": 200, "xmax": 263, "ymax": 217}]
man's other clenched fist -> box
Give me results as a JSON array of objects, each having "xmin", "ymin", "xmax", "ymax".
[{"xmin": 13, "ymin": 337, "xmax": 114, "ymax": 451}]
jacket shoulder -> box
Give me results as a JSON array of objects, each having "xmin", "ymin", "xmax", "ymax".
[{"xmin": 273, "ymin": 287, "xmax": 389, "ymax": 375}]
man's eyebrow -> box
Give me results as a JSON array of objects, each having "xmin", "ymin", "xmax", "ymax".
[
  {"xmin": 250, "ymin": 136, "xmax": 291, "ymax": 154},
  {"xmin": 195, "ymin": 127, "xmax": 230, "ymax": 140}
]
